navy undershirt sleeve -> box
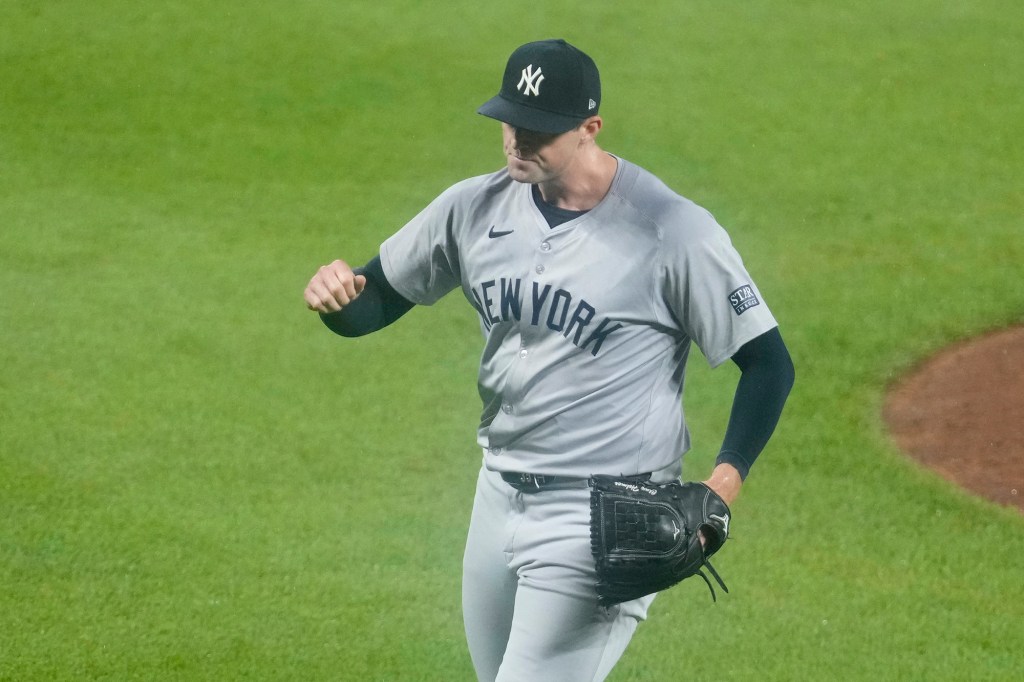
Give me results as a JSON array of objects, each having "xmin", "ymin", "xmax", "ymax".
[
  {"xmin": 319, "ymin": 255, "xmax": 414, "ymax": 337},
  {"xmin": 715, "ymin": 327, "xmax": 795, "ymax": 480}
]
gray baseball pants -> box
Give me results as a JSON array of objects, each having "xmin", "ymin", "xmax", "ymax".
[{"xmin": 462, "ymin": 465, "xmax": 657, "ymax": 681}]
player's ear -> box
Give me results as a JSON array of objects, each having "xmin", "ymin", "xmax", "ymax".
[{"xmin": 579, "ymin": 116, "xmax": 603, "ymax": 144}]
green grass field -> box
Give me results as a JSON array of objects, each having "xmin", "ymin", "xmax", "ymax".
[{"xmin": 2, "ymin": 1, "xmax": 1022, "ymax": 679}]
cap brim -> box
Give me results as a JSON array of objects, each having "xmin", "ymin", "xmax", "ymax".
[{"xmin": 477, "ymin": 94, "xmax": 583, "ymax": 134}]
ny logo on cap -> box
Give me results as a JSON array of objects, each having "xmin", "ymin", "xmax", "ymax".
[{"xmin": 517, "ymin": 64, "xmax": 545, "ymax": 96}]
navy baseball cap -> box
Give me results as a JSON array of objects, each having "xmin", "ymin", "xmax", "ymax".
[{"xmin": 478, "ymin": 39, "xmax": 601, "ymax": 134}]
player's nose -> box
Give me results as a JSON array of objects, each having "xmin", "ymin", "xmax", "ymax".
[{"xmin": 509, "ymin": 128, "xmax": 533, "ymax": 154}]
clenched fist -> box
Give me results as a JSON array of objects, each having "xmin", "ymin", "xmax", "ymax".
[{"xmin": 304, "ymin": 259, "xmax": 367, "ymax": 313}]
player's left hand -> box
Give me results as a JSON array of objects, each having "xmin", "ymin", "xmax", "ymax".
[
  {"xmin": 702, "ymin": 462, "xmax": 742, "ymax": 507},
  {"xmin": 589, "ymin": 475, "xmax": 732, "ymax": 605},
  {"xmin": 699, "ymin": 463, "xmax": 742, "ymax": 547}
]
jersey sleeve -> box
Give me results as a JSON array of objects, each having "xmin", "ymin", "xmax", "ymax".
[
  {"xmin": 378, "ymin": 183, "xmax": 465, "ymax": 306},
  {"xmin": 661, "ymin": 209, "xmax": 778, "ymax": 368}
]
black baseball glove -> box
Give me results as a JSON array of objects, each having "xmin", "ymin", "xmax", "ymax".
[{"xmin": 589, "ymin": 475, "xmax": 731, "ymax": 607}]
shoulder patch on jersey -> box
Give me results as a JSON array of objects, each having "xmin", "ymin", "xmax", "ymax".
[{"xmin": 728, "ymin": 285, "xmax": 760, "ymax": 315}]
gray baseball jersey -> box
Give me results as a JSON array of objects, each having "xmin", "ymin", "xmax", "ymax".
[{"xmin": 380, "ymin": 156, "xmax": 777, "ymax": 477}]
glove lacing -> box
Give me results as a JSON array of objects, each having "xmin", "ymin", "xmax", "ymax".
[{"xmin": 698, "ymin": 559, "xmax": 729, "ymax": 602}]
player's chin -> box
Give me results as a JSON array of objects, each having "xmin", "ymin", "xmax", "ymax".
[{"xmin": 506, "ymin": 157, "xmax": 540, "ymax": 183}]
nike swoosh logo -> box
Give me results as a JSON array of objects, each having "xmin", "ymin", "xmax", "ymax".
[{"xmin": 488, "ymin": 225, "xmax": 514, "ymax": 238}]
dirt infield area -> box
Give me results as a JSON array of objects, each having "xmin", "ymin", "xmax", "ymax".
[{"xmin": 884, "ymin": 325, "xmax": 1024, "ymax": 513}]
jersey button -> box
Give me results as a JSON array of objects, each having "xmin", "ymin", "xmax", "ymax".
[
  {"xmin": 519, "ymin": 349, "xmax": 529, "ymax": 359},
  {"xmin": 540, "ymin": 241, "xmax": 552, "ymax": 252},
  {"xmin": 535, "ymin": 264, "xmax": 545, "ymax": 274},
  {"xmin": 502, "ymin": 403, "xmax": 513, "ymax": 414}
]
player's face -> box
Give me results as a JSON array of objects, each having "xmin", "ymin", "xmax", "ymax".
[{"xmin": 502, "ymin": 123, "xmax": 582, "ymax": 185}]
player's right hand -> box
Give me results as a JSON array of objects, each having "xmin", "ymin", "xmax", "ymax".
[{"xmin": 304, "ymin": 259, "xmax": 367, "ymax": 313}]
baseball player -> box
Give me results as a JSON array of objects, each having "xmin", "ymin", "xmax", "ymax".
[{"xmin": 304, "ymin": 39, "xmax": 794, "ymax": 682}]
